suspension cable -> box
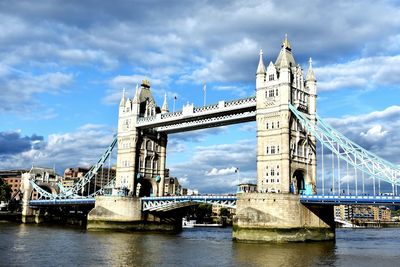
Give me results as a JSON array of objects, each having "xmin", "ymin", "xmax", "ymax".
[
  {"xmin": 337, "ymin": 143, "xmax": 341, "ymax": 195},
  {"xmin": 362, "ymin": 171, "xmax": 365, "ymax": 195},
  {"xmin": 322, "ymin": 141, "xmax": 325, "ymax": 195},
  {"xmin": 332, "ymin": 149, "xmax": 335, "ymax": 195},
  {"xmin": 346, "ymin": 161, "xmax": 349, "ymax": 195},
  {"xmin": 354, "ymin": 156, "xmax": 358, "ymax": 196}
]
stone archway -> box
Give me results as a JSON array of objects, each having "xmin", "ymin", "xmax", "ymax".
[
  {"xmin": 292, "ymin": 170, "xmax": 305, "ymax": 194},
  {"xmin": 139, "ymin": 179, "xmax": 153, "ymax": 197}
]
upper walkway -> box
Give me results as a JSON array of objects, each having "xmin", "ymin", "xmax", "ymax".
[{"xmin": 136, "ymin": 97, "xmax": 256, "ymax": 133}]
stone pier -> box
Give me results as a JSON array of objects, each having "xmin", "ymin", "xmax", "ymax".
[
  {"xmin": 87, "ymin": 196, "xmax": 181, "ymax": 231},
  {"xmin": 233, "ymin": 193, "xmax": 335, "ymax": 242}
]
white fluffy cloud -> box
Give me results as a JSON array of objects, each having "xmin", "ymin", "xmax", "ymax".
[
  {"xmin": 316, "ymin": 55, "xmax": 400, "ymax": 91},
  {"xmin": 327, "ymin": 105, "xmax": 400, "ymax": 164}
]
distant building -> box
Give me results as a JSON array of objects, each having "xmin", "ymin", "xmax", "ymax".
[
  {"xmin": 63, "ymin": 167, "xmax": 116, "ymax": 193},
  {"xmin": 237, "ymin": 183, "xmax": 257, "ymax": 193},
  {"xmin": 373, "ymin": 206, "xmax": 391, "ymax": 221},
  {"xmin": 164, "ymin": 177, "xmax": 181, "ymax": 196},
  {"xmin": 0, "ymin": 170, "xmax": 28, "ymax": 200},
  {"xmin": 64, "ymin": 167, "xmax": 89, "ymax": 180},
  {"xmin": 334, "ymin": 205, "xmax": 353, "ymax": 220},
  {"xmin": 212, "ymin": 205, "xmax": 235, "ymax": 216}
]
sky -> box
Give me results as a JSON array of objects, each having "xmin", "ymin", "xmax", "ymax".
[{"xmin": 0, "ymin": 0, "xmax": 399, "ymax": 194}]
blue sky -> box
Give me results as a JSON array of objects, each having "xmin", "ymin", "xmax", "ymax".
[{"xmin": 0, "ymin": 0, "xmax": 399, "ymax": 194}]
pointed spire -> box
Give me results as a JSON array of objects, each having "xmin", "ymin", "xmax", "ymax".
[
  {"xmin": 282, "ymin": 33, "xmax": 291, "ymax": 50},
  {"xmin": 275, "ymin": 34, "xmax": 295, "ymax": 69},
  {"xmin": 119, "ymin": 88, "xmax": 126, "ymax": 107},
  {"xmin": 306, "ymin": 57, "xmax": 316, "ymax": 82},
  {"xmin": 132, "ymin": 83, "xmax": 140, "ymax": 103},
  {"xmin": 256, "ymin": 49, "xmax": 266, "ymax": 74},
  {"xmin": 161, "ymin": 93, "xmax": 169, "ymax": 113}
]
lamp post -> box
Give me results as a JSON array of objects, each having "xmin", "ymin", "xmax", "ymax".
[
  {"xmin": 173, "ymin": 95, "xmax": 177, "ymax": 112},
  {"xmin": 202, "ymin": 82, "xmax": 206, "ymax": 106},
  {"xmin": 235, "ymin": 167, "xmax": 240, "ymax": 192}
]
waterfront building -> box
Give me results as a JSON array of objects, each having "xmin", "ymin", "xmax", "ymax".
[
  {"xmin": 0, "ymin": 170, "xmax": 27, "ymax": 200},
  {"xmin": 164, "ymin": 177, "xmax": 181, "ymax": 196},
  {"xmin": 373, "ymin": 206, "xmax": 391, "ymax": 222},
  {"xmin": 334, "ymin": 205, "xmax": 353, "ymax": 220}
]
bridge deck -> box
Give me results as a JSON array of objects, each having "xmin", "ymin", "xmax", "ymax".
[{"xmin": 300, "ymin": 195, "xmax": 400, "ymax": 205}]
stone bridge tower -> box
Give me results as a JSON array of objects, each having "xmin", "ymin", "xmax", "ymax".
[
  {"xmin": 115, "ymin": 80, "xmax": 167, "ymax": 197},
  {"xmin": 233, "ymin": 36, "xmax": 334, "ymax": 242},
  {"xmin": 255, "ymin": 35, "xmax": 317, "ymax": 195}
]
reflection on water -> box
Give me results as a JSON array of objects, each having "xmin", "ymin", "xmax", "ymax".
[
  {"xmin": 1, "ymin": 222, "xmax": 400, "ymax": 267},
  {"xmin": 233, "ymin": 241, "xmax": 336, "ymax": 267}
]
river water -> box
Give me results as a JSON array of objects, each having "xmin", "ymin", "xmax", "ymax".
[{"xmin": 0, "ymin": 222, "xmax": 399, "ymax": 267}]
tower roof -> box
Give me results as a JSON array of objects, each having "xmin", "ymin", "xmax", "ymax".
[
  {"xmin": 138, "ymin": 79, "xmax": 155, "ymax": 104},
  {"xmin": 256, "ymin": 49, "xmax": 266, "ymax": 74},
  {"xmin": 132, "ymin": 83, "xmax": 140, "ymax": 104},
  {"xmin": 306, "ymin": 57, "xmax": 316, "ymax": 82},
  {"xmin": 119, "ymin": 88, "xmax": 126, "ymax": 107},
  {"xmin": 275, "ymin": 34, "xmax": 296, "ymax": 69},
  {"xmin": 161, "ymin": 93, "xmax": 169, "ymax": 113}
]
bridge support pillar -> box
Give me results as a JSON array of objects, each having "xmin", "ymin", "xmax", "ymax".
[
  {"xmin": 21, "ymin": 172, "xmax": 35, "ymax": 223},
  {"xmin": 233, "ymin": 193, "xmax": 335, "ymax": 242},
  {"xmin": 87, "ymin": 196, "xmax": 181, "ymax": 231}
]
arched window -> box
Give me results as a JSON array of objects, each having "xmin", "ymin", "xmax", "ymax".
[
  {"xmin": 146, "ymin": 140, "xmax": 152, "ymax": 151},
  {"xmin": 145, "ymin": 157, "xmax": 151, "ymax": 169}
]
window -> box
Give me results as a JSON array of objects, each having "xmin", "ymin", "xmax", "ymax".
[
  {"xmin": 271, "ymin": 169, "xmax": 275, "ymax": 176},
  {"xmin": 268, "ymin": 90, "xmax": 274, "ymax": 97},
  {"xmin": 277, "ymin": 179, "xmax": 280, "ymax": 183},
  {"xmin": 266, "ymin": 146, "xmax": 269, "ymax": 154},
  {"xmin": 266, "ymin": 122, "xmax": 269, "ymax": 129},
  {"xmin": 271, "ymin": 178, "xmax": 275, "ymax": 183},
  {"xmin": 277, "ymin": 121, "xmax": 280, "ymax": 128},
  {"xmin": 277, "ymin": 146, "xmax": 280, "ymax": 153},
  {"xmin": 269, "ymin": 74, "xmax": 274, "ymax": 81},
  {"xmin": 266, "ymin": 179, "xmax": 269, "ymax": 183},
  {"xmin": 272, "ymin": 122, "xmax": 274, "ymax": 129},
  {"xmin": 276, "ymin": 89, "xmax": 279, "ymax": 96},
  {"xmin": 271, "ymin": 146, "xmax": 276, "ymax": 154}
]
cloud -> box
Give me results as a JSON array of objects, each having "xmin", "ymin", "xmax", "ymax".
[
  {"xmin": 0, "ymin": 131, "xmax": 44, "ymax": 155},
  {"xmin": 326, "ymin": 105, "xmax": 400, "ymax": 164},
  {"xmin": 0, "ymin": 68, "xmax": 73, "ymax": 113},
  {"xmin": 169, "ymin": 139, "xmax": 256, "ymax": 193},
  {"xmin": 316, "ymin": 55, "xmax": 400, "ymax": 91},
  {"xmin": 205, "ymin": 167, "xmax": 238, "ymax": 176},
  {"xmin": 0, "ymin": 124, "xmax": 115, "ymax": 174},
  {"xmin": 1, "ymin": 0, "xmax": 400, "ymax": 114}
]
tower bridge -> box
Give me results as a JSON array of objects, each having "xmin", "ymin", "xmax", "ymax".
[{"xmin": 21, "ymin": 35, "xmax": 400, "ymax": 242}]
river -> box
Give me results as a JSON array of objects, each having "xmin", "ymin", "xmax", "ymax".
[{"xmin": 0, "ymin": 222, "xmax": 399, "ymax": 266}]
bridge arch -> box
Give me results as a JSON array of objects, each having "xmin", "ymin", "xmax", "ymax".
[
  {"xmin": 292, "ymin": 169, "xmax": 305, "ymax": 194},
  {"xmin": 138, "ymin": 179, "xmax": 155, "ymax": 197}
]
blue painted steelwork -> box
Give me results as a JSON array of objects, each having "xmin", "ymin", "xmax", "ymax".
[
  {"xmin": 289, "ymin": 103, "xmax": 400, "ymax": 186},
  {"xmin": 29, "ymin": 198, "xmax": 95, "ymax": 206},
  {"xmin": 142, "ymin": 195, "xmax": 237, "ymax": 211},
  {"xmin": 300, "ymin": 195, "xmax": 400, "ymax": 205}
]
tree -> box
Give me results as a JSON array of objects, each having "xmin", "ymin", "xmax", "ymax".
[{"xmin": 0, "ymin": 178, "xmax": 11, "ymax": 202}]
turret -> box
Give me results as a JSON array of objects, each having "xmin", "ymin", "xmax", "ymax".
[
  {"xmin": 161, "ymin": 93, "xmax": 169, "ymax": 113},
  {"xmin": 276, "ymin": 35, "xmax": 294, "ymax": 84},
  {"xmin": 306, "ymin": 58, "xmax": 317, "ymax": 116},
  {"xmin": 256, "ymin": 49, "xmax": 266, "ymax": 89},
  {"xmin": 119, "ymin": 88, "xmax": 126, "ymax": 108}
]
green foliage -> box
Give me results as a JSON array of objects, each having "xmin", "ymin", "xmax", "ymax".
[
  {"xmin": 0, "ymin": 178, "xmax": 12, "ymax": 202},
  {"xmin": 220, "ymin": 207, "xmax": 230, "ymax": 217}
]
